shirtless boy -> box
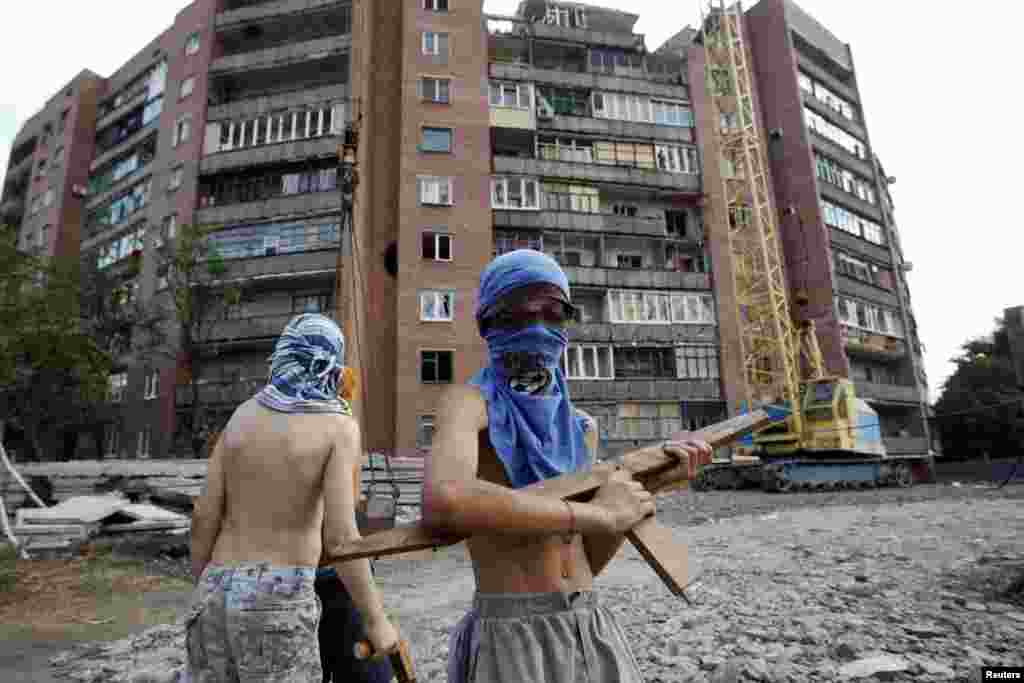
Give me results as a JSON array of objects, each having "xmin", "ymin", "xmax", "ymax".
[
  {"xmin": 187, "ymin": 313, "xmax": 399, "ymax": 681},
  {"xmin": 423, "ymin": 250, "xmax": 712, "ymax": 682}
]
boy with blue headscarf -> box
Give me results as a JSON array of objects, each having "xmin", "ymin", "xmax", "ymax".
[
  {"xmin": 422, "ymin": 251, "xmax": 712, "ymax": 683},
  {"xmin": 187, "ymin": 313, "xmax": 400, "ymax": 682}
]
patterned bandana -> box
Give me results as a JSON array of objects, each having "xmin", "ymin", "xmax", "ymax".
[
  {"xmin": 254, "ymin": 314, "xmax": 352, "ymax": 415},
  {"xmin": 469, "ymin": 250, "xmax": 589, "ymax": 489}
]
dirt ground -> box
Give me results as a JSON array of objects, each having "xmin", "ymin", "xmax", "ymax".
[
  {"xmin": 2, "ymin": 474, "xmax": 1022, "ymax": 682},
  {"xmin": 0, "ymin": 543, "xmax": 192, "ymax": 683}
]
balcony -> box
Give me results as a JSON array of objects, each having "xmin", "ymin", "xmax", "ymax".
[
  {"xmin": 795, "ymin": 53, "xmax": 858, "ymax": 105},
  {"xmin": 834, "ymin": 274, "xmax": 899, "ymax": 309},
  {"xmin": 493, "ymin": 156, "xmax": 699, "ymax": 192},
  {"xmin": 215, "ymin": 249, "xmax": 338, "ymax": 285},
  {"xmin": 843, "ymin": 327, "xmax": 907, "ymax": 361},
  {"xmin": 490, "ymin": 63, "xmax": 688, "ymax": 101},
  {"xmin": 568, "ymin": 322, "xmax": 717, "ymax": 345},
  {"xmin": 818, "ymin": 182, "xmax": 882, "ymax": 224},
  {"xmin": 494, "ymin": 208, "xmax": 679, "ymax": 239},
  {"xmin": 177, "ymin": 377, "xmax": 265, "ymax": 407},
  {"xmin": 217, "ymin": 0, "xmax": 350, "ymax": 31},
  {"xmin": 196, "ymin": 191, "xmax": 341, "ymax": 226},
  {"xmin": 210, "ymin": 35, "xmax": 351, "ymax": 75},
  {"xmin": 95, "ymin": 88, "xmax": 148, "ymax": 134},
  {"xmin": 208, "ymin": 83, "xmax": 349, "ymax": 122},
  {"xmin": 90, "ymin": 121, "xmax": 159, "ymax": 173},
  {"xmin": 801, "ymin": 92, "xmax": 868, "ymax": 145},
  {"xmin": 856, "ymin": 381, "xmax": 921, "ymax": 406},
  {"xmin": 206, "ymin": 312, "xmax": 296, "ymax": 344},
  {"xmin": 538, "ymin": 114, "xmax": 695, "ymax": 145},
  {"xmin": 569, "ymin": 378, "xmax": 720, "ymax": 402},
  {"xmin": 829, "ymin": 228, "xmax": 890, "ymax": 263},
  {"xmin": 564, "ymin": 266, "xmax": 708, "ymax": 290},
  {"xmin": 807, "ymin": 130, "xmax": 873, "ymax": 179},
  {"xmin": 529, "ymin": 21, "xmax": 643, "ymax": 51},
  {"xmin": 201, "ymin": 136, "xmax": 338, "ymax": 175}
]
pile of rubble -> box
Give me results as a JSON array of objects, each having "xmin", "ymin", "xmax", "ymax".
[{"xmin": 14, "ymin": 495, "xmax": 189, "ymax": 552}]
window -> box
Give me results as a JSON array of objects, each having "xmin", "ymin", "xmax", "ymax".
[
  {"xmin": 206, "ymin": 220, "xmax": 340, "ymax": 258},
  {"xmin": 168, "ymin": 165, "xmax": 184, "ymax": 191},
  {"xmin": 165, "ymin": 214, "xmax": 177, "ymax": 239},
  {"xmin": 675, "ymin": 345, "xmax": 719, "ymax": 379},
  {"xmin": 105, "ymin": 425, "xmax": 120, "ymax": 458},
  {"xmin": 494, "ymin": 230, "xmax": 542, "ymax": 256},
  {"xmin": 545, "ymin": 4, "xmax": 585, "ymax": 27},
  {"xmin": 109, "ymin": 373, "xmax": 128, "ymax": 403},
  {"xmin": 491, "ymin": 177, "xmax": 539, "ymax": 209},
  {"xmin": 422, "ymin": 32, "xmax": 449, "ymax": 57},
  {"xmin": 665, "ymin": 210, "xmax": 689, "ymax": 237},
  {"xmin": 655, "ymin": 145, "xmax": 700, "ymax": 174},
  {"xmin": 420, "ymin": 290, "xmax": 455, "ymax": 321},
  {"xmin": 607, "ymin": 290, "xmax": 716, "ymax": 325},
  {"xmin": 799, "ymin": 71, "xmax": 857, "ymax": 121},
  {"xmin": 421, "ymin": 127, "xmax": 453, "ymax": 153},
  {"xmin": 173, "ymin": 114, "xmax": 192, "ymax": 146},
  {"xmin": 43, "ymin": 189, "xmax": 55, "ymax": 207},
  {"xmin": 562, "ymin": 345, "xmax": 613, "ymax": 380},
  {"xmin": 815, "ymin": 153, "xmax": 875, "ymax": 205},
  {"xmin": 179, "ymin": 76, "xmax": 195, "ymax": 99},
  {"xmin": 804, "ymin": 107, "xmax": 865, "ymax": 159},
  {"xmin": 652, "ymin": 100, "xmax": 695, "ymax": 127},
  {"xmin": 420, "ymin": 77, "xmax": 451, "ymax": 104},
  {"xmin": 489, "ymin": 81, "xmax": 531, "ymax": 109},
  {"xmin": 206, "ymin": 104, "xmax": 343, "ymax": 154},
  {"xmin": 838, "ymin": 297, "xmax": 903, "ymax": 338},
  {"xmin": 417, "ymin": 415, "xmax": 436, "ymax": 449},
  {"xmin": 144, "ymin": 371, "xmax": 160, "ymax": 400},
  {"xmin": 137, "ymin": 428, "xmax": 152, "ymax": 459},
  {"xmin": 592, "ymin": 92, "xmax": 653, "ymax": 123},
  {"xmin": 418, "ymin": 176, "xmax": 453, "ymax": 205},
  {"xmin": 420, "ymin": 350, "xmax": 454, "ymax": 383},
  {"xmin": 293, "ymin": 292, "xmax": 331, "ymax": 313},
  {"xmin": 185, "ymin": 32, "xmax": 200, "ymax": 56},
  {"xmin": 200, "ymin": 166, "xmax": 338, "ymax": 207},
  {"xmin": 616, "ymin": 253, "xmax": 644, "ymax": 269},
  {"xmin": 615, "ymin": 347, "xmax": 677, "ymax": 379},
  {"xmin": 821, "ymin": 199, "xmax": 885, "ymax": 245},
  {"xmin": 612, "ymin": 204, "xmax": 637, "ymax": 217},
  {"xmin": 422, "ymin": 231, "xmax": 452, "ymax": 261},
  {"xmin": 423, "ymin": 0, "xmax": 448, "ymax": 10}
]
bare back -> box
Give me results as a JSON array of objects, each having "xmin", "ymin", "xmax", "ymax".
[
  {"xmin": 466, "ymin": 394, "xmax": 598, "ymax": 594},
  {"xmin": 209, "ymin": 398, "xmax": 350, "ymax": 568}
]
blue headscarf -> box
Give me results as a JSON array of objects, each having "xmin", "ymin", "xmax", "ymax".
[
  {"xmin": 469, "ymin": 250, "xmax": 590, "ymax": 489},
  {"xmin": 254, "ymin": 313, "xmax": 352, "ymax": 415}
]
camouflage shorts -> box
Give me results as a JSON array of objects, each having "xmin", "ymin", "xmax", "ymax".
[{"xmin": 186, "ymin": 562, "xmax": 322, "ymax": 683}]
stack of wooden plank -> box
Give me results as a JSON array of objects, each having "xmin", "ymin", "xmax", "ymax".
[{"xmin": 14, "ymin": 495, "xmax": 190, "ymax": 551}]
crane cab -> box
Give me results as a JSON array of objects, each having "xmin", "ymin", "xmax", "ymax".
[{"xmin": 801, "ymin": 378, "xmax": 887, "ymax": 457}]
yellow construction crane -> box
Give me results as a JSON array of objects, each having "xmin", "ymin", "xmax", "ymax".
[{"xmin": 696, "ymin": 1, "xmax": 923, "ymax": 492}]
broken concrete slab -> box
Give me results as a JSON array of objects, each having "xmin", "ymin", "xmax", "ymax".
[
  {"xmin": 19, "ymin": 495, "xmax": 127, "ymax": 525},
  {"xmin": 837, "ymin": 654, "xmax": 910, "ymax": 679}
]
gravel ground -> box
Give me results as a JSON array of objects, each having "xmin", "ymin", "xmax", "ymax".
[{"xmin": 47, "ymin": 481, "xmax": 1024, "ymax": 683}]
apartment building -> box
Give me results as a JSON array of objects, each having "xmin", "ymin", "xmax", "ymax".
[
  {"xmin": 734, "ymin": 0, "xmax": 931, "ymax": 454},
  {"xmin": 1, "ymin": 0, "xmax": 930, "ymax": 461}
]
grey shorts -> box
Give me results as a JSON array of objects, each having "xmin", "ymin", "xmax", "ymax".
[
  {"xmin": 448, "ymin": 591, "xmax": 645, "ymax": 683},
  {"xmin": 186, "ymin": 562, "xmax": 322, "ymax": 683}
]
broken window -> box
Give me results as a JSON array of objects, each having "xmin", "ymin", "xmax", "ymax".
[
  {"xmin": 420, "ymin": 350, "xmax": 454, "ymax": 383},
  {"xmin": 615, "ymin": 347, "xmax": 677, "ymax": 379}
]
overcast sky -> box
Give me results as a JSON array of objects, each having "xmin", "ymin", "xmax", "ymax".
[{"xmin": 2, "ymin": 1, "xmax": 1022, "ymax": 403}]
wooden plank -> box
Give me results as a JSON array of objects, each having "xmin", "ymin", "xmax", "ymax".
[
  {"xmin": 624, "ymin": 517, "xmax": 688, "ymax": 596},
  {"xmin": 328, "ymin": 408, "xmax": 783, "ymax": 563}
]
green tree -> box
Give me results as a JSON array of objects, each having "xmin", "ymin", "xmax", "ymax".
[
  {"xmin": 932, "ymin": 316, "xmax": 1024, "ymax": 460},
  {"xmin": 145, "ymin": 222, "xmax": 242, "ymax": 458}
]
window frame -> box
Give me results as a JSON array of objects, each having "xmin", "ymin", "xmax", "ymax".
[
  {"xmin": 422, "ymin": 231, "xmax": 452, "ymax": 262},
  {"xmin": 144, "ymin": 370, "xmax": 160, "ymax": 400},
  {"xmin": 184, "ymin": 32, "xmax": 200, "ymax": 56},
  {"xmin": 418, "ymin": 175, "xmax": 454, "ymax": 206},
  {"xmin": 419, "ymin": 289, "xmax": 456, "ymax": 322},
  {"xmin": 422, "ymin": 31, "xmax": 449, "ymax": 57},
  {"xmin": 488, "ymin": 81, "xmax": 531, "ymax": 109},
  {"xmin": 420, "ymin": 76, "xmax": 451, "ymax": 104},
  {"xmin": 173, "ymin": 114, "xmax": 192, "ymax": 147},
  {"xmin": 490, "ymin": 176, "xmax": 540, "ymax": 210},
  {"xmin": 675, "ymin": 344, "xmax": 720, "ymax": 380},
  {"xmin": 423, "ymin": 0, "xmax": 449, "ymax": 10},
  {"xmin": 109, "ymin": 373, "xmax": 128, "ymax": 403},
  {"xmin": 168, "ymin": 165, "xmax": 184, "ymax": 191},
  {"xmin": 420, "ymin": 349, "xmax": 455, "ymax": 384},
  {"xmin": 562, "ymin": 344, "xmax": 614, "ymax": 380},
  {"xmin": 179, "ymin": 75, "xmax": 196, "ymax": 100},
  {"xmin": 420, "ymin": 126, "xmax": 453, "ymax": 153}
]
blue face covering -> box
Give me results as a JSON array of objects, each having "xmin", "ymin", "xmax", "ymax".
[
  {"xmin": 254, "ymin": 313, "xmax": 352, "ymax": 415},
  {"xmin": 469, "ymin": 250, "xmax": 590, "ymax": 489}
]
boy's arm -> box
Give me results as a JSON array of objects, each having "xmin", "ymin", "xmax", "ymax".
[
  {"xmin": 322, "ymin": 416, "xmax": 392, "ymax": 637},
  {"xmin": 422, "ymin": 385, "xmax": 617, "ymax": 538},
  {"xmin": 578, "ymin": 412, "xmax": 628, "ymax": 577},
  {"xmin": 190, "ymin": 436, "xmax": 227, "ymax": 582}
]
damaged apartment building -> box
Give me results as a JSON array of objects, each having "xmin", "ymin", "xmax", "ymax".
[{"xmin": 1, "ymin": 0, "xmax": 930, "ymax": 460}]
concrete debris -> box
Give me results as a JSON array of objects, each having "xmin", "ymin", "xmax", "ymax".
[{"xmin": 837, "ymin": 654, "xmax": 910, "ymax": 678}]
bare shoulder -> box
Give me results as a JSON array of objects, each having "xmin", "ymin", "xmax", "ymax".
[{"xmin": 437, "ymin": 384, "xmax": 488, "ymax": 428}]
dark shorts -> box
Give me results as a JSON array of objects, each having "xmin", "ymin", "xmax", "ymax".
[
  {"xmin": 448, "ymin": 591, "xmax": 646, "ymax": 683},
  {"xmin": 186, "ymin": 563, "xmax": 321, "ymax": 683},
  {"xmin": 314, "ymin": 569, "xmax": 394, "ymax": 683}
]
